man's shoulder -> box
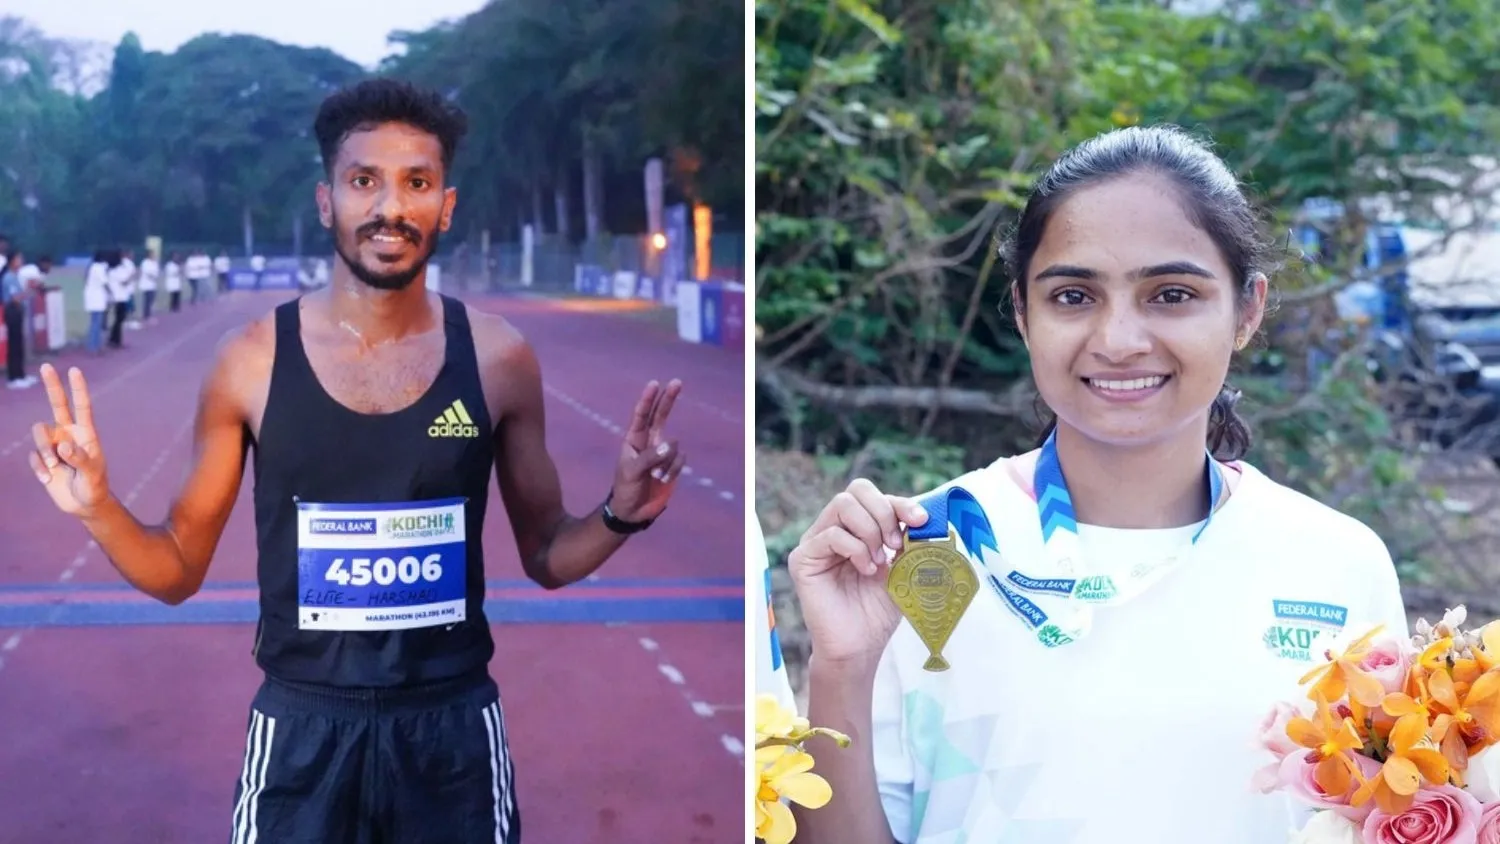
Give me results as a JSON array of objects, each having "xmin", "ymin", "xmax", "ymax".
[
  {"xmin": 216, "ymin": 306, "xmax": 280, "ymax": 371},
  {"xmin": 460, "ymin": 299, "xmax": 532, "ymax": 367}
]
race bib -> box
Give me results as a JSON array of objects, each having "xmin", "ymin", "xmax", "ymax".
[{"xmin": 296, "ymin": 498, "xmax": 468, "ymax": 631}]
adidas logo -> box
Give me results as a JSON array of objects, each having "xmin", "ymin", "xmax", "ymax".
[{"xmin": 429, "ymin": 399, "xmax": 481, "ymax": 438}]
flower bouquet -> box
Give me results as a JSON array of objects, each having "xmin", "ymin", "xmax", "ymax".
[
  {"xmin": 754, "ymin": 694, "xmax": 849, "ymax": 844},
  {"xmin": 1256, "ymin": 606, "xmax": 1500, "ymax": 844}
]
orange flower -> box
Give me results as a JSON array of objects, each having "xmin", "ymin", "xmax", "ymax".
[
  {"xmin": 1452, "ymin": 625, "xmax": 1500, "ymax": 688},
  {"xmin": 1352, "ymin": 712, "xmax": 1450, "ymax": 815},
  {"xmin": 1286, "ymin": 693, "xmax": 1368, "ymax": 799},
  {"xmin": 1300, "ymin": 625, "xmax": 1388, "ymax": 708},
  {"xmin": 1432, "ymin": 667, "xmax": 1500, "ymax": 754}
]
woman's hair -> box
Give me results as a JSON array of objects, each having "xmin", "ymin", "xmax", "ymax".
[{"xmin": 1000, "ymin": 124, "xmax": 1274, "ymax": 462}]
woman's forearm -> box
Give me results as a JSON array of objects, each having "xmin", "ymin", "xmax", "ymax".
[{"xmin": 792, "ymin": 654, "xmax": 899, "ymax": 844}]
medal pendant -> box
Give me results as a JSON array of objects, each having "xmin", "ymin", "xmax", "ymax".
[{"xmin": 886, "ymin": 527, "xmax": 978, "ymax": 672}]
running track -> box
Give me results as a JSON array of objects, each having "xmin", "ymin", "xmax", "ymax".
[{"xmin": 0, "ymin": 288, "xmax": 745, "ymax": 843}]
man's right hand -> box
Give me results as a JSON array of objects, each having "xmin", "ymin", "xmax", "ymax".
[
  {"xmin": 787, "ymin": 478, "xmax": 930, "ymax": 669},
  {"xmin": 29, "ymin": 363, "xmax": 111, "ymax": 519}
]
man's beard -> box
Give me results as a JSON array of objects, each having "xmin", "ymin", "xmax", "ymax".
[{"xmin": 332, "ymin": 214, "xmax": 440, "ymax": 291}]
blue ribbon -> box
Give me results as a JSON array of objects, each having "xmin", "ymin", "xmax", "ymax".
[{"xmin": 1033, "ymin": 431, "xmax": 1225, "ymax": 546}]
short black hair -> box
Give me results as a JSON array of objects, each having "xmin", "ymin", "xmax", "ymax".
[{"xmin": 313, "ymin": 77, "xmax": 468, "ymax": 178}]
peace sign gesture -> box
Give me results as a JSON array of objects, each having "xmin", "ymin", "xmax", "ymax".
[
  {"xmin": 609, "ymin": 379, "xmax": 685, "ymax": 523},
  {"xmin": 28, "ymin": 363, "xmax": 111, "ymax": 518}
]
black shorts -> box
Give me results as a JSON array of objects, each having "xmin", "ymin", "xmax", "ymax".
[{"xmin": 226, "ymin": 670, "xmax": 520, "ymax": 844}]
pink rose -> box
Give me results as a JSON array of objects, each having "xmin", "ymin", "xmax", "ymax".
[
  {"xmin": 1280, "ymin": 749, "xmax": 1384, "ymax": 822},
  {"xmin": 1356, "ymin": 632, "xmax": 1415, "ymax": 695},
  {"xmin": 1253, "ymin": 702, "xmax": 1304, "ymax": 792},
  {"xmin": 1476, "ymin": 802, "xmax": 1500, "ymax": 844},
  {"xmin": 1362, "ymin": 786, "xmax": 1482, "ymax": 844}
]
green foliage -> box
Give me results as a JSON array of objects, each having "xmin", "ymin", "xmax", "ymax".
[
  {"xmin": 756, "ymin": 0, "xmax": 1500, "ymax": 579},
  {"xmin": 0, "ymin": 3, "xmax": 743, "ymax": 253}
]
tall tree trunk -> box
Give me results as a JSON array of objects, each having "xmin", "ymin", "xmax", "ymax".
[
  {"xmin": 530, "ymin": 180, "xmax": 546, "ymax": 236},
  {"xmin": 582, "ymin": 130, "xmax": 603, "ymax": 242},
  {"xmin": 553, "ymin": 170, "xmax": 570, "ymax": 242}
]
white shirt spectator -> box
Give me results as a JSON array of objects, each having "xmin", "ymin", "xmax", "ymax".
[
  {"xmin": 187, "ymin": 255, "xmax": 213, "ymax": 280},
  {"xmin": 17, "ymin": 263, "xmax": 44, "ymax": 289},
  {"xmin": 139, "ymin": 257, "xmax": 160, "ymax": 292},
  {"xmin": 214, "ymin": 255, "xmax": 231, "ymax": 274},
  {"xmin": 83, "ymin": 263, "xmax": 110, "ymax": 313},
  {"xmin": 164, "ymin": 261, "xmax": 183, "ymax": 293},
  {"xmin": 106, "ymin": 262, "xmax": 133, "ymax": 305}
]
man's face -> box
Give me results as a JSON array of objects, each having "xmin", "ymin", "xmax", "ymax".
[{"xmin": 317, "ymin": 122, "xmax": 457, "ymax": 291}]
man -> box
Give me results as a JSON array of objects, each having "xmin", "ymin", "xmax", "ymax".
[{"xmin": 27, "ymin": 77, "xmax": 687, "ymax": 843}]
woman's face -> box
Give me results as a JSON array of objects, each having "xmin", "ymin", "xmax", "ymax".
[{"xmin": 1017, "ymin": 171, "xmax": 1265, "ymax": 450}]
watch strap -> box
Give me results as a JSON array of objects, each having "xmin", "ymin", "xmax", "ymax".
[{"xmin": 602, "ymin": 492, "xmax": 655, "ymax": 535}]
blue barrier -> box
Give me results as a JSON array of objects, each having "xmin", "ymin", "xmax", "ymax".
[{"xmin": 570, "ymin": 261, "xmax": 743, "ymax": 351}]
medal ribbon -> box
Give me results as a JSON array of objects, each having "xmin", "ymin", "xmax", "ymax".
[
  {"xmin": 999, "ymin": 430, "xmax": 1228, "ymax": 646},
  {"xmin": 913, "ymin": 433, "xmax": 1228, "ymax": 649}
]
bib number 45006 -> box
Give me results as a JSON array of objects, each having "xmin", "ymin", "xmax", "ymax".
[{"xmin": 325, "ymin": 554, "xmax": 443, "ymax": 587}]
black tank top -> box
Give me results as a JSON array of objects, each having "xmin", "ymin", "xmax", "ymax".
[{"xmin": 249, "ymin": 294, "xmax": 495, "ymax": 688}]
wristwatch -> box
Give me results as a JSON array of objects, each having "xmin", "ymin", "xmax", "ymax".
[{"xmin": 601, "ymin": 491, "xmax": 656, "ymax": 535}]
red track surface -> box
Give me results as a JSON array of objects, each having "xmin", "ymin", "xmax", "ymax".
[{"xmin": 0, "ymin": 289, "xmax": 746, "ymax": 843}]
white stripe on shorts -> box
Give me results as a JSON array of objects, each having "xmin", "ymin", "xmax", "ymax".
[
  {"xmin": 482, "ymin": 700, "xmax": 514, "ymax": 843},
  {"xmin": 231, "ymin": 709, "xmax": 277, "ymax": 844}
]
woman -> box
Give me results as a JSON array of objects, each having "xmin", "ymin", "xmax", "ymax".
[
  {"xmin": 83, "ymin": 249, "xmax": 117, "ymax": 355},
  {"xmin": 785, "ymin": 125, "xmax": 1406, "ymax": 844}
]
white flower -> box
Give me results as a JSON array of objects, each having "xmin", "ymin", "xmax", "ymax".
[
  {"xmin": 1289, "ymin": 810, "xmax": 1362, "ymax": 844},
  {"xmin": 1435, "ymin": 605, "xmax": 1469, "ymax": 638},
  {"xmin": 1467, "ymin": 745, "xmax": 1500, "ymax": 803}
]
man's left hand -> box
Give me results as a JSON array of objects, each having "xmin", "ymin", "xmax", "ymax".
[{"xmin": 609, "ymin": 379, "xmax": 685, "ymax": 523}]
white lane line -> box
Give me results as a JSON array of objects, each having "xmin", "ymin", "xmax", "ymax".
[
  {"xmin": 541, "ymin": 384, "xmax": 736, "ymax": 503},
  {"xmin": 636, "ymin": 637, "xmax": 742, "ymax": 760}
]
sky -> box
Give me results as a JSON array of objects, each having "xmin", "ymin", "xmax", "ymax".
[{"xmin": 7, "ymin": 0, "xmax": 490, "ymax": 69}]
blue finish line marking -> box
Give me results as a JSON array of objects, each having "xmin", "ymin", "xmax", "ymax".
[
  {"xmin": 0, "ymin": 577, "xmax": 745, "ymax": 627},
  {"xmin": 0, "ymin": 576, "xmax": 743, "ymax": 594}
]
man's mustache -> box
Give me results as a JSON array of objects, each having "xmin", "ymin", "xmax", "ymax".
[{"xmin": 357, "ymin": 218, "xmax": 423, "ymax": 244}]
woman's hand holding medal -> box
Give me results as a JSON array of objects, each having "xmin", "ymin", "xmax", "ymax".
[{"xmin": 787, "ymin": 478, "xmax": 929, "ymax": 668}]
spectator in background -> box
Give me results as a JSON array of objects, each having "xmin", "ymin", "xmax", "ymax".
[
  {"xmin": 164, "ymin": 252, "xmax": 184, "ymax": 312},
  {"xmin": 84, "ymin": 250, "xmax": 117, "ymax": 355},
  {"xmin": 106, "ymin": 248, "xmax": 133, "ymax": 348},
  {"xmin": 187, "ymin": 248, "xmax": 212, "ymax": 304},
  {"xmin": 18, "ymin": 254, "xmax": 49, "ymax": 292},
  {"xmin": 250, "ymin": 252, "xmax": 266, "ymax": 289},
  {"xmin": 3, "ymin": 250, "xmax": 35, "ymax": 389},
  {"xmin": 215, "ymin": 250, "xmax": 231, "ymax": 294},
  {"xmin": 138, "ymin": 250, "xmax": 160, "ymax": 324},
  {"xmin": 18, "ymin": 255, "xmax": 52, "ymax": 362},
  {"xmin": 119, "ymin": 248, "xmax": 140, "ymax": 330}
]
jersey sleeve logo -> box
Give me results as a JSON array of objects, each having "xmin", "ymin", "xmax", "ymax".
[{"xmin": 429, "ymin": 399, "xmax": 481, "ymax": 438}]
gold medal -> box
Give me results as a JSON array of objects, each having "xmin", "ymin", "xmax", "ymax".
[{"xmin": 886, "ymin": 526, "xmax": 978, "ymax": 672}]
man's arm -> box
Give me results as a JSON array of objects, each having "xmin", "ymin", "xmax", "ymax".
[
  {"xmin": 34, "ymin": 328, "xmax": 259, "ymax": 604},
  {"xmin": 490, "ymin": 339, "xmax": 631, "ymax": 589}
]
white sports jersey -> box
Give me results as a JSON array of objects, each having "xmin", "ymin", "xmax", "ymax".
[
  {"xmin": 754, "ymin": 514, "xmax": 797, "ymax": 712},
  {"xmin": 872, "ymin": 457, "xmax": 1406, "ymax": 844}
]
